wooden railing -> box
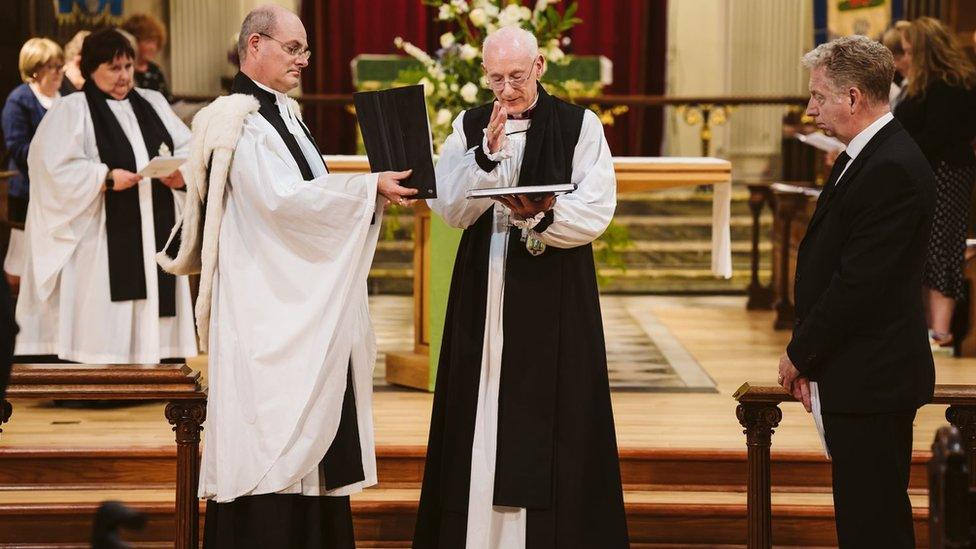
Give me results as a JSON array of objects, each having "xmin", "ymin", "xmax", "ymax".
[
  {"xmin": 732, "ymin": 382, "xmax": 976, "ymax": 549},
  {"xmin": 0, "ymin": 364, "xmax": 207, "ymax": 549}
]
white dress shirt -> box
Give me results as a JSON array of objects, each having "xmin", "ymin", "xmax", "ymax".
[{"xmin": 834, "ymin": 111, "xmax": 894, "ymax": 184}]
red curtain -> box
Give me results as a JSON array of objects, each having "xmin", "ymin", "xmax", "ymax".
[
  {"xmin": 301, "ymin": 0, "xmax": 444, "ymax": 153},
  {"xmin": 300, "ymin": 0, "xmax": 666, "ymax": 156},
  {"xmin": 569, "ymin": 0, "xmax": 667, "ymax": 155}
]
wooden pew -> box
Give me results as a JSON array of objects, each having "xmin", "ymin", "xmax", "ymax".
[
  {"xmin": 0, "ymin": 363, "xmax": 207, "ymax": 549},
  {"xmin": 766, "ymin": 184, "xmax": 818, "ymax": 329},
  {"xmin": 927, "ymin": 425, "xmax": 973, "ymax": 548},
  {"xmin": 733, "ymin": 382, "xmax": 976, "ymax": 549}
]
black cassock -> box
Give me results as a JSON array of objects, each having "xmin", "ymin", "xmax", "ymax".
[{"xmin": 413, "ymin": 86, "xmax": 629, "ymax": 548}]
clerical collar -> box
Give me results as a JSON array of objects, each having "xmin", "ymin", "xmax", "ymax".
[
  {"xmin": 238, "ymin": 73, "xmax": 308, "ymax": 136},
  {"xmin": 508, "ymin": 96, "xmax": 539, "ymax": 120},
  {"xmin": 251, "ymin": 78, "xmax": 292, "ymax": 107}
]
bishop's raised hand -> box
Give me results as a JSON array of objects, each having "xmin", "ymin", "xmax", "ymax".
[{"xmin": 486, "ymin": 101, "xmax": 508, "ymax": 155}]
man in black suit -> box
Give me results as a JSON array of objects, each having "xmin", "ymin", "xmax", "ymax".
[{"xmin": 779, "ymin": 35, "xmax": 936, "ymax": 548}]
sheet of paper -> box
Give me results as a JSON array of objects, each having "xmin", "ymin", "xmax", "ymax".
[
  {"xmin": 810, "ymin": 381, "xmax": 830, "ymax": 459},
  {"xmin": 796, "ymin": 132, "xmax": 846, "ymax": 153},
  {"xmin": 138, "ymin": 156, "xmax": 186, "ymax": 179}
]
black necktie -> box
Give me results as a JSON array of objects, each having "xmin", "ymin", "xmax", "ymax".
[
  {"xmin": 820, "ymin": 150, "xmax": 851, "ymax": 205},
  {"xmin": 825, "ymin": 151, "xmax": 851, "ymax": 190}
]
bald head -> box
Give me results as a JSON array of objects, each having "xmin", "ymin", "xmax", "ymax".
[
  {"xmin": 238, "ymin": 4, "xmax": 308, "ymax": 93},
  {"xmin": 481, "ymin": 26, "xmax": 543, "ymax": 115},
  {"xmin": 238, "ymin": 5, "xmax": 299, "ymax": 60},
  {"xmin": 482, "ymin": 26, "xmax": 539, "ymax": 66}
]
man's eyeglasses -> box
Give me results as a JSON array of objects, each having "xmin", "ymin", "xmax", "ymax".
[
  {"xmin": 485, "ymin": 65, "xmax": 536, "ymax": 91},
  {"xmin": 258, "ymin": 33, "xmax": 311, "ymax": 60}
]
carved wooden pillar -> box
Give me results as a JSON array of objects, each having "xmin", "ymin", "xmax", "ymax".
[
  {"xmin": 945, "ymin": 405, "xmax": 976, "ymax": 489},
  {"xmin": 166, "ymin": 400, "xmax": 207, "ymax": 549},
  {"xmin": 736, "ymin": 402, "xmax": 783, "ymax": 549},
  {"xmin": 746, "ymin": 184, "xmax": 774, "ymax": 310}
]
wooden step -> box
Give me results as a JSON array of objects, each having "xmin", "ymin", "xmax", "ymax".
[
  {"xmin": 613, "ymin": 214, "xmax": 772, "ymax": 241},
  {"xmin": 615, "ymin": 193, "xmax": 753, "ymax": 217},
  {"xmin": 0, "ymin": 445, "xmax": 934, "ymax": 493},
  {"xmin": 0, "ymin": 487, "xmax": 930, "ymax": 547}
]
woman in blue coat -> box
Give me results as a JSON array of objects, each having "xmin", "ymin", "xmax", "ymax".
[{"xmin": 2, "ymin": 38, "xmax": 64, "ymax": 287}]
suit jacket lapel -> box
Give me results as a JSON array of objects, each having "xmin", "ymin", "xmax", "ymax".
[{"xmin": 804, "ymin": 118, "xmax": 903, "ymax": 234}]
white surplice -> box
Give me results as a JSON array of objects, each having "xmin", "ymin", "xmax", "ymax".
[
  {"xmin": 198, "ymin": 86, "xmax": 385, "ymax": 503},
  {"xmin": 430, "ymin": 108, "xmax": 616, "ymax": 549},
  {"xmin": 16, "ymin": 89, "xmax": 198, "ymax": 363}
]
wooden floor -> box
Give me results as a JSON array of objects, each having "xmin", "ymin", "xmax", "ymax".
[{"xmin": 3, "ymin": 295, "xmax": 973, "ymax": 455}]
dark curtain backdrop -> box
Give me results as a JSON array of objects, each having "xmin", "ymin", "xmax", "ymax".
[
  {"xmin": 569, "ymin": 0, "xmax": 666, "ymax": 155},
  {"xmin": 300, "ymin": 0, "xmax": 666, "ymax": 156}
]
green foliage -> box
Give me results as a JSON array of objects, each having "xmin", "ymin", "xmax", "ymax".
[{"xmin": 594, "ymin": 220, "xmax": 632, "ymax": 284}]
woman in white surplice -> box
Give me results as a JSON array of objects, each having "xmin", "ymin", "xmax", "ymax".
[{"xmin": 16, "ymin": 29, "xmax": 197, "ymax": 363}]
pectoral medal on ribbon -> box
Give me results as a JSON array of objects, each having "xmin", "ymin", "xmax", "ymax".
[{"xmin": 520, "ymin": 227, "xmax": 546, "ymax": 256}]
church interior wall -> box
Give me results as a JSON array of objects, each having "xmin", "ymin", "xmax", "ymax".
[{"xmin": 665, "ymin": 0, "xmax": 812, "ymax": 180}]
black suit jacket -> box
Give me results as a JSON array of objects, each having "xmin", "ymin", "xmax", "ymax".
[{"xmin": 787, "ymin": 118, "xmax": 936, "ymax": 414}]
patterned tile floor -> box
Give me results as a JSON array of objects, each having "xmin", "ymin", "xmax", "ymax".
[{"xmin": 369, "ymin": 295, "xmax": 716, "ymax": 393}]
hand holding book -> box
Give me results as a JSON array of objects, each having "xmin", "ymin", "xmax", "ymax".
[{"xmin": 494, "ymin": 193, "xmax": 555, "ymax": 221}]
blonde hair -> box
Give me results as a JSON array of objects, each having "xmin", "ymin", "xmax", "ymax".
[
  {"xmin": 18, "ymin": 38, "xmax": 64, "ymax": 83},
  {"xmin": 901, "ymin": 17, "xmax": 976, "ymax": 97},
  {"xmin": 882, "ymin": 25, "xmax": 904, "ymax": 56},
  {"xmin": 64, "ymin": 30, "xmax": 90, "ymax": 61},
  {"xmin": 122, "ymin": 13, "xmax": 167, "ymax": 48}
]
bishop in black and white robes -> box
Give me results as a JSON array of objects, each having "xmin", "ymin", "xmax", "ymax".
[{"xmin": 413, "ymin": 26, "xmax": 629, "ymax": 549}]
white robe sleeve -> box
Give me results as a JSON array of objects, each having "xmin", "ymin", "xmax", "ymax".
[
  {"xmin": 231, "ymin": 122, "xmax": 381, "ymax": 260},
  {"xmin": 25, "ymin": 95, "xmax": 107, "ymax": 300},
  {"xmin": 429, "ymin": 112, "xmax": 504, "ymax": 229},
  {"xmin": 537, "ymin": 109, "xmax": 617, "ymax": 249}
]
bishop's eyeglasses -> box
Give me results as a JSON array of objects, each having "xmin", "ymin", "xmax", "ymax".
[{"xmin": 485, "ymin": 64, "xmax": 537, "ymax": 91}]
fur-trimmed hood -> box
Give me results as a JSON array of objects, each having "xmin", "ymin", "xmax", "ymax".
[{"xmin": 156, "ymin": 93, "xmax": 268, "ymax": 350}]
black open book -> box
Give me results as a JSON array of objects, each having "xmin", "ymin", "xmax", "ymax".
[{"xmin": 353, "ymin": 85, "xmax": 437, "ymax": 198}]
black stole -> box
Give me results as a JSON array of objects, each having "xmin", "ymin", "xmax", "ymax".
[
  {"xmin": 83, "ymin": 80, "xmax": 176, "ymax": 316},
  {"xmin": 230, "ymin": 72, "xmax": 328, "ymax": 179},
  {"xmin": 451, "ymin": 85, "xmax": 585, "ymax": 509}
]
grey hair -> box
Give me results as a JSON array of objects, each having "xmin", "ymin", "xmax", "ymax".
[
  {"xmin": 483, "ymin": 25, "xmax": 539, "ymax": 62},
  {"xmin": 238, "ymin": 6, "xmax": 278, "ymax": 60},
  {"xmin": 801, "ymin": 35, "xmax": 894, "ymax": 105}
]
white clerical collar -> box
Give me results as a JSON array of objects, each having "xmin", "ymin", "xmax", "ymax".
[
  {"xmin": 844, "ymin": 111, "xmax": 894, "ymax": 161},
  {"xmin": 252, "ymin": 78, "xmax": 308, "ymax": 137},
  {"xmin": 28, "ymin": 82, "xmax": 59, "ymax": 110},
  {"xmin": 509, "ymin": 96, "xmax": 539, "ymax": 120},
  {"xmin": 252, "ymin": 79, "xmax": 291, "ymax": 106}
]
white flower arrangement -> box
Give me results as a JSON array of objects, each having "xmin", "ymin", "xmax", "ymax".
[{"xmin": 394, "ymin": 0, "xmax": 584, "ymax": 150}]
